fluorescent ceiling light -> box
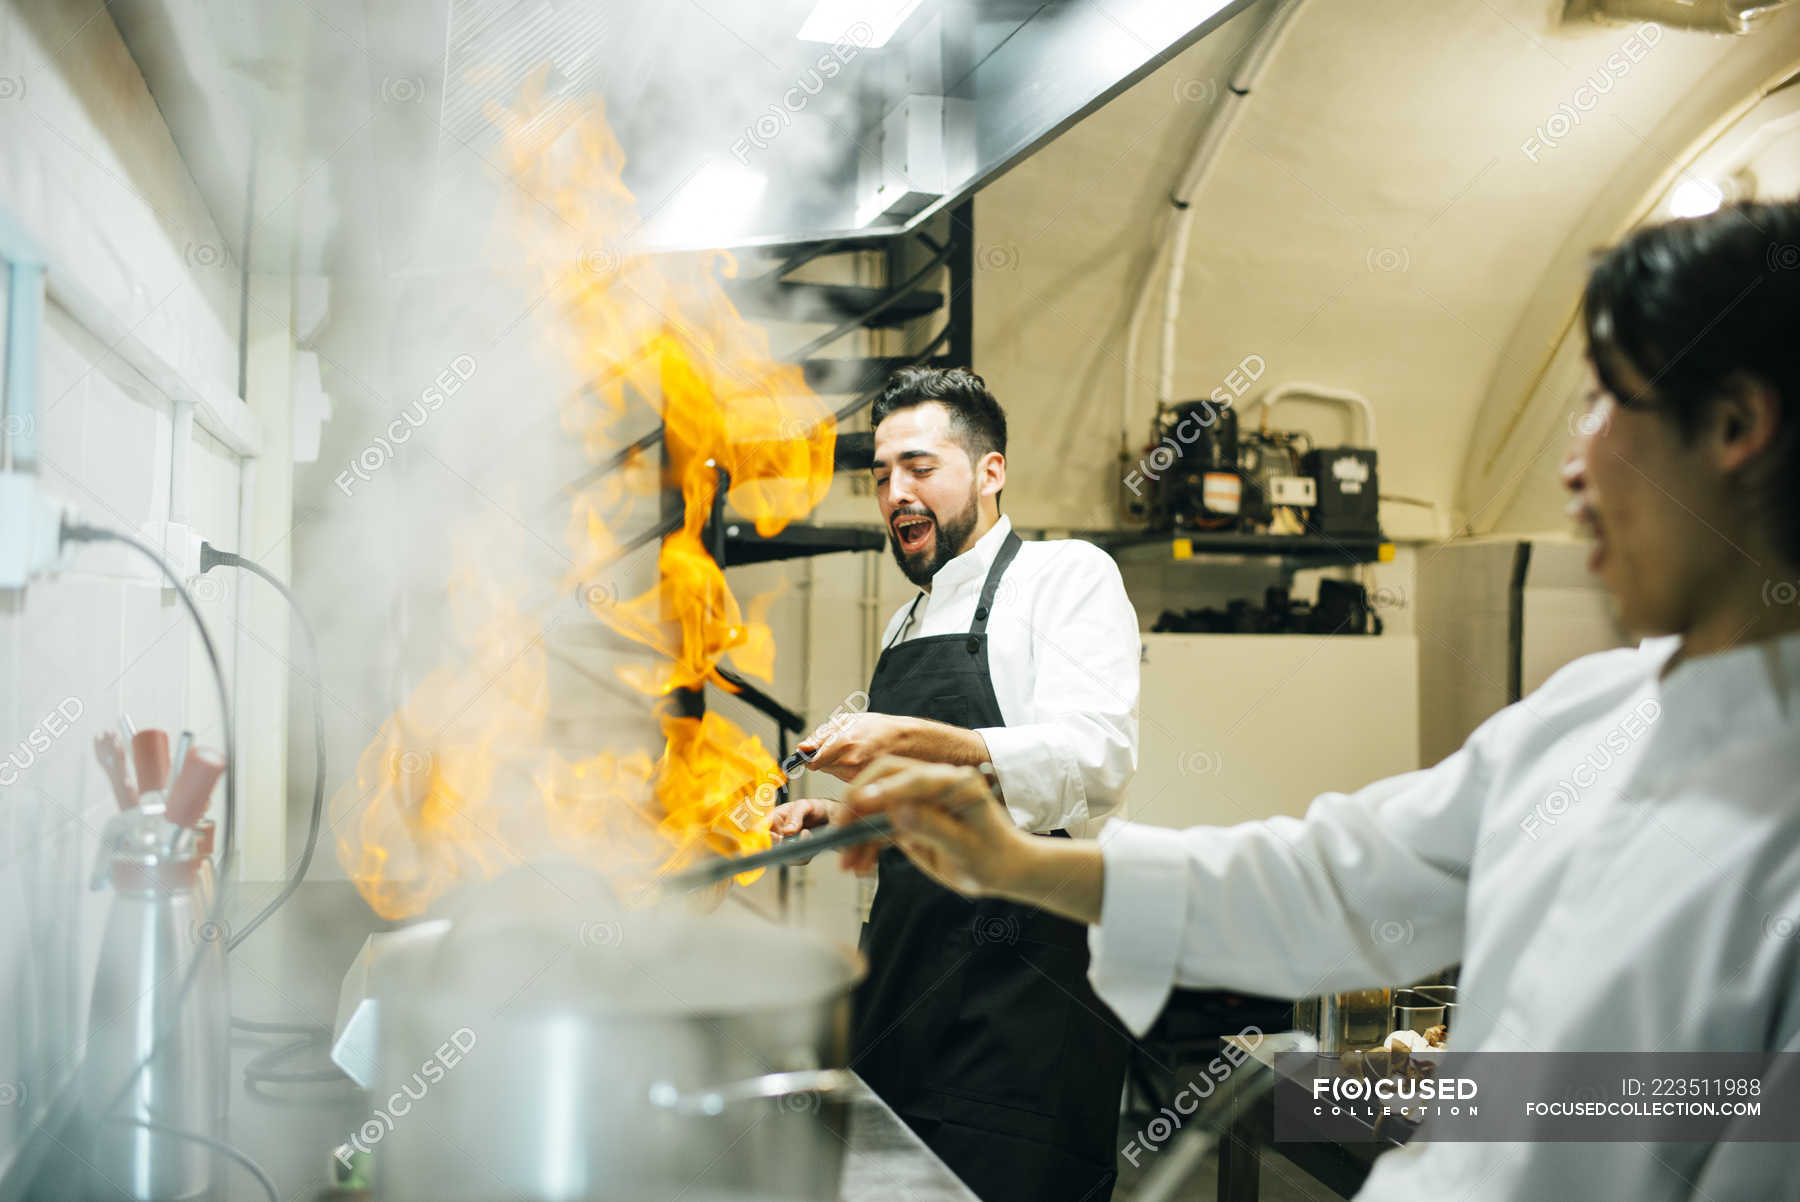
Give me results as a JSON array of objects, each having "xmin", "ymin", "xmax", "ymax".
[
  {"xmin": 797, "ymin": 0, "xmax": 925, "ymax": 48},
  {"xmin": 650, "ymin": 161, "xmax": 769, "ymax": 249},
  {"xmin": 1667, "ymin": 176, "xmax": 1724, "ymax": 218}
]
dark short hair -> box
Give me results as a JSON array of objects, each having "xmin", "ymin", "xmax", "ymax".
[
  {"xmin": 1583, "ymin": 198, "xmax": 1800, "ymax": 561},
  {"xmin": 870, "ymin": 366, "xmax": 1008, "ymax": 463}
]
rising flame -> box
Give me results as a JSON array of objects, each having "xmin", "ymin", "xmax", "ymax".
[{"xmin": 332, "ymin": 75, "xmax": 835, "ymax": 919}]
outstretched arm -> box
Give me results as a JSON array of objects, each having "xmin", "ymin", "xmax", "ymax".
[{"xmin": 845, "ymin": 733, "xmax": 1491, "ymax": 1035}]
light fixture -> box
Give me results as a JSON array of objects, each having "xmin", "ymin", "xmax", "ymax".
[
  {"xmin": 648, "ymin": 161, "xmax": 770, "ymax": 250},
  {"xmin": 796, "ymin": 0, "xmax": 925, "ymax": 48},
  {"xmin": 1667, "ymin": 176, "xmax": 1724, "ymax": 218}
]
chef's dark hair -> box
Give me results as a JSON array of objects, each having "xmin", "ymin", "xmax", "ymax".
[
  {"xmin": 1583, "ymin": 198, "xmax": 1800, "ymax": 563},
  {"xmin": 871, "ymin": 366, "xmax": 1008, "ymax": 464}
]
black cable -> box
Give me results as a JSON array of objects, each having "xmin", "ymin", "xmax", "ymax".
[
  {"xmin": 62, "ymin": 523, "xmax": 238, "ymax": 868},
  {"xmin": 199, "ymin": 542, "xmax": 326, "ymax": 953}
]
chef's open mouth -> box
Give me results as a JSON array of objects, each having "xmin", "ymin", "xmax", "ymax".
[{"xmin": 892, "ymin": 514, "xmax": 935, "ymax": 555}]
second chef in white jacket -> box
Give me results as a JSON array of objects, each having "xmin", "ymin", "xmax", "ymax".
[{"xmin": 834, "ymin": 200, "xmax": 1800, "ymax": 1200}]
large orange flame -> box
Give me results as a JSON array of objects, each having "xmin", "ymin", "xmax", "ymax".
[{"xmin": 332, "ymin": 74, "xmax": 835, "ymax": 919}]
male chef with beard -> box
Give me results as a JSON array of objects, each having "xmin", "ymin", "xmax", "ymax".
[{"xmin": 768, "ymin": 366, "xmax": 1142, "ymax": 1202}]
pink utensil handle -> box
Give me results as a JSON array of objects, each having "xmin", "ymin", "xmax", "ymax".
[
  {"xmin": 164, "ymin": 749, "xmax": 225, "ymax": 829},
  {"xmin": 131, "ymin": 729, "xmax": 171, "ymax": 793}
]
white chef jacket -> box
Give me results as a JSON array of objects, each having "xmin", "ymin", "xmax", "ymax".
[
  {"xmin": 1089, "ymin": 631, "xmax": 1800, "ymax": 1200},
  {"xmin": 880, "ymin": 515, "xmax": 1140, "ymax": 832}
]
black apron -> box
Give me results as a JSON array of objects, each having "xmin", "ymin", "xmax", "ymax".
[{"xmin": 851, "ymin": 531, "xmax": 1132, "ymax": 1202}]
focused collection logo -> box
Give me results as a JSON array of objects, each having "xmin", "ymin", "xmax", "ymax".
[{"xmin": 1310, "ymin": 1074, "xmax": 1480, "ymax": 1119}]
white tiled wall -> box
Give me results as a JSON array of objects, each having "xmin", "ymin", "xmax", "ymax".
[
  {"xmin": 0, "ymin": 321, "xmax": 246, "ymax": 1183},
  {"xmin": 0, "ymin": 2, "xmax": 255, "ymax": 1180}
]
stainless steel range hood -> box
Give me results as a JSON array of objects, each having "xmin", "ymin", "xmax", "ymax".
[{"xmin": 113, "ymin": 0, "xmax": 1257, "ymax": 259}]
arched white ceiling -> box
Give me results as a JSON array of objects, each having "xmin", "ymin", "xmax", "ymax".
[
  {"xmin": 1466, "ymin": 69, "xmax": 1800, "ymax": 538},
  {"xmin": 973, "ymin": 0, "xmax": 1800, "ymax": 534}
]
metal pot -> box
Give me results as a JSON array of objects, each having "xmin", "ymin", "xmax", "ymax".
[
  {"xmin": 364, "ymin": 866, "xmax": 863, "ymax": 1202},
  {"xmin": 83, "ymin": 822, "xmax": 227, "ymax": 1201}
]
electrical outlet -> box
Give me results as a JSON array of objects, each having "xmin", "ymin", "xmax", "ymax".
[{"xmin": 0, "ymin": 472, "xmax": 74, "ymax": 588}]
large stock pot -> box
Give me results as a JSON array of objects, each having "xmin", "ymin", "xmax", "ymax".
[{"xmin": 364, "ymin": 866, "xmax": 864, "ymax": 1202}]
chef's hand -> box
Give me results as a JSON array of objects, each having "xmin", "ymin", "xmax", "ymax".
[
  {"xmin": 767, "ymin": 797, "xmax": 841, "ymax": 838},
  {"xmin": 798, "ymin": 712, "xmax": 912, "ymax": 782},
  {"xmin": 766, "ymin": 797, "xmax": 885, "ymax": 875},
  {"xmin": 767, "ymin": 797, "xmax": 840, "ymax": 870},
  {"xmin": 842, "ymin": 757, "xmax": 1031, "ymax": 897},
  {"xmin": 844, "ymin": 758, "xmax": 1107, "ymax": 924}
]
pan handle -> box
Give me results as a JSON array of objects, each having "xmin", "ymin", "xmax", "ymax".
[{"xmin": 647, "ymin": 1068, "xmax": 857, "ymax": 1116}]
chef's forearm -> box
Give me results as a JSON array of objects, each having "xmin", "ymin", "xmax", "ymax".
[
  {"xmin": 894, "ymin": 717, "xmax": 992, "ymax": 766},
  {"xmin": 992, "ymin": 836, "xmax": 1104, "ymax": 926}
]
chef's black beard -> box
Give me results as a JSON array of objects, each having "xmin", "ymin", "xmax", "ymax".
[{"xmin": 889, "ymin": 489, "xmax": 981, "ymax": 587}]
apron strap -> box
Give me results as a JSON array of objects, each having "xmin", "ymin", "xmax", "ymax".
[
  {"xmin": 886, "ymin": 592, "xmax": 925, "ymax": 650},
  {"xmin": 970, "ymin": 530, "xmax": 1023, "ymax": 637}
]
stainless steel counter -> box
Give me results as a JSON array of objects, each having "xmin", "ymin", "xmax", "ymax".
[
  {"xmin": 839, "ymin": 1077, "xmax": 980, "ymax": 1202},
  {"xmin": 216, "ymin": 882, "xmax": 976, "ymax": 1202}
]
